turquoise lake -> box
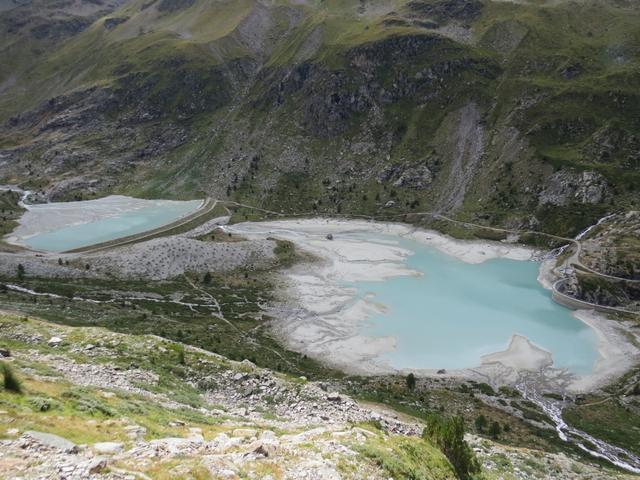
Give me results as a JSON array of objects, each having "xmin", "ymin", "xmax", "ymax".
[
  {"xmin": 348, "ymin": 234, "xmax": 599, "ymax": 374},
  {"xmin": 23, "ymin": 200, "xmax": 202, "ymax": 252}
]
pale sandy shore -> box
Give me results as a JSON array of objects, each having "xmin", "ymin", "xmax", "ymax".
[
  {"xmin": 5, "ymin": 195, "xmax": 203, "ymax": 245},
  {"xmin": 228, "ymin": 218, "xmax": 640, "ymax": 393},
  {"xmin": 481, "ymin": 335, "xmax": 553, "ymax": 371},
  {"xmin": 566, "ymin": 310, "xmax": 640, "ymax": 392}
]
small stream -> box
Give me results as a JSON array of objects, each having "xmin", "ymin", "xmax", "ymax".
[
  {"xmin": 0, "ymin": 185, "xmax": 32, "ymax": 210},
  {"xmin": 516, "ymin": 379, "xmax": 640, "ymax": 474},
  {"xmin": 575, "ymin": 213, "xmax": 616, "ymax": 241}
]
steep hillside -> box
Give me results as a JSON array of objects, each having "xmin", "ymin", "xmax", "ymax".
[{"xmin": 0, "ymin": 0, "xmax": 638, "ymax": 236}]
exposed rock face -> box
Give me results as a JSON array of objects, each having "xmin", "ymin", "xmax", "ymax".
[
  {"xmin": 377, "ymin": 163, "xmax": 433, "ymax": 189},
  {"xmin": 103, "ymin": 17, "xmax": 128, "ymax": 30},
  {"xmin": 30, "ymin": 17, "xmax": 93, "ymax": 41},
  {"xmin": 583, "ymin": 126, "xmax": 640, "ymax": 164},
  {"xmin": 575, "ymin": 212, "xmax": 640, "ymax": 309},
  {"xmin": 0, "ymin": 0, "xmax": 129, "ymax": 42},
  {"xmin": 234, "ymin": 3, "xmax": 274, "ymax": 57},
  {"xmin": 406, "ymin": 0, "xmax": 484, "ymax": 24},
  {"xmin": 434, "ymin": 102, "xmax": 485, "ymax": 213},
  {"xmin": 480, "ymin": 20, "xmax": 528, "ymax": 54},
  {"xmin": 257, "ymin": 34, "xmax": 497, "ymax": 138},
  {"xmin": 560, "ymin": 64, "xmax": 582, "ymax": 80},
  {"xmin": 157, "ymin": 0, "xmax": 196, "ymax": 13},
  {"xmin": 92, "ymin": 442, "xmax": 124, "ymax": 455},
  {"xmin": 539, "ymin": 170, "xmax": 608, "ymax": 206}
]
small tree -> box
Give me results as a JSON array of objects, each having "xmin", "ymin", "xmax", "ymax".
[
  {"xmin": 203, "ymin": 272, "xmax": 212, "ymax": 285},
  {"xmin": 489, "ymin": 421, "xmax": 502, "ymax": 439},
  {"xmin": 406, "ymin": 372, "xmax": 416, "ymax": 391},
  {"xmin": 474, "ymin": 415, "xmax": 487, "ymax": 433},
  {"xmin": 1, "ymin": 362, "xmax": 22, "ymax": 394},
  {"xmin": 176, "ymin": 345, "xmax": 186, "ymax": 365},
  {"xmin": 423, "ymin": 415, "xmax": 480, "ymax": 480},
  {"xmin": 17, "ymin": 264, "xmax": 25, "ymax": 280}
]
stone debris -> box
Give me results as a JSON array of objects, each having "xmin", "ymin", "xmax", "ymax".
[
  {"xmin": 1, "ymin": 314, "xmax": 635, "ymax": 480},
  {"xmin": 47, "ymin": 336, "xmax": 63, "ymax": 347},
  {"xmin": 22, "ymin": 431, "xmax": 78, "ymax": 454},
  {"xmin": 92, "ymin": 442, "xmax": 124, "ymax": 455}
]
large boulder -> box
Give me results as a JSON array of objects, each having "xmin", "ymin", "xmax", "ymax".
[{"xmin": 23, "ymin": 431, "xmax": 78, "ymax": 453}]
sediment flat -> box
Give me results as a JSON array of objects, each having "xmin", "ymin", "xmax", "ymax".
[
  {"xmin": 228, "ymin": 218, "xmax": 640, "ymax": 393},
  {"xmin": 5, "ymin": 195, "xmax": 204, "ymax": 250}
]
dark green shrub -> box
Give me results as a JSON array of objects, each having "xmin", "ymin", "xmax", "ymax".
[
  {"xmin": 406, "ymin": 373, "xmax": 416, "ymax": 391},
  {"xmin": 489, "ymin": 421, "xmax": 502, "ymax": 439},
  {"xmin": 476, "ymin": 383, "xmax": 495, "ymax": 396},
  {"xmin": 74, "ymin": 398, "xmax": 115, "ymax": 417},
  {"xmin": 1, "ymin": 362, "xmax": 22, "ymax": 393},
  {"xmin": 474, "ymin": 415, "xmax": 487, "ymax": 433},
  {"xmin": 176, "ymin": 345, "xmax": 186, "ymax": 365},
  {"xmin": 62, "ymin": 388, "xmax": 114, "ymax": 416},
  {"xmin": 29, "ymin": 397, "xmax": 60, "ymax": 412}
]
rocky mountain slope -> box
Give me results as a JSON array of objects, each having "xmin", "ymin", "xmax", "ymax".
[
  {"xmin": 0, "ymin": 0, "xmax": 638, "ymax": 237},
  {"xmin": 1, "ymin": 311, "xmax": 636, "ymax": 479},
  {"xmin": 1, "ymin": 2, "xmax": 640, "ymax": 477}
]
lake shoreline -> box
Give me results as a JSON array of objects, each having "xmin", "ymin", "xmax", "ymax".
[
  {"xmin": 4, "ymin": 195, "xmax": 204, "ymax": 251},
  {"xmin": 228, "ymin": 217, "xmax": 640, "ymax": 394}
]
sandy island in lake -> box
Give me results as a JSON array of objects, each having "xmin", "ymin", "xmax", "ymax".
[{"xmin": 227, "ymin": 218, "xmax": 640, "ymax": 393}]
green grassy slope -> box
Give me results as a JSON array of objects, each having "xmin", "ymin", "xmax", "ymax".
[{"xmin": 0, "ymin": 0, "xmax": 638, "ymax": 236}]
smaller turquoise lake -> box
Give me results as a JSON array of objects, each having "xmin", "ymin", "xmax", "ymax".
[
  {"xmin": 21, "ymin": 200, "xmax": 202, "ymax": 252},
  {"xmin": 348, "ymin": 234, "xmax": 599, "ymax": 374}
]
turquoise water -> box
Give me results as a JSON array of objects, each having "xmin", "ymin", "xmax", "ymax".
[
  {"xmin": 24, "ymin": 200, "xmax": 202, "ymax": 252},
  {"xmin": 349, "ymin": 234, "xmax": 599, "ymax": 374}
]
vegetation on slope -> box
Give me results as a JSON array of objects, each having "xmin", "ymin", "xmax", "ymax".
[{"xmin": 0, "ymin": 0, "xmax": 638, "ymax": 237}]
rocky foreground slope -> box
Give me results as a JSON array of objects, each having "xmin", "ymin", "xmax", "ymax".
[{"xmin": 0, "ymin": 311, "xmax": 637, "ymax": 479}]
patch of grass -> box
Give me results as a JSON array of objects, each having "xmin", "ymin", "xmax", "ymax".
[
  {"xmin": 357, "ymin": 433, "xmax": 457, "ymax": 480},
  {"xmin": 563, "ymin": 398, "xmax": 640, "ymax": 457},
  {"xmin": 0, "ymin": 273, "xmax": 339, "ymax": 381},
  {"xmin": 273, "ymin": 239, "xmax": 301, "ymax": 267}
]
